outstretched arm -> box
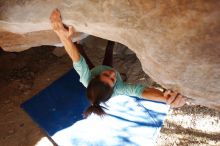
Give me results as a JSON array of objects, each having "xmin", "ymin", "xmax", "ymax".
[
  {"xmin": 120, "ymin": 83, "xmax": 185, "ymax": 108},
  {"xmin": 50, "ymin": 9, "xmax": 80, "ymax": 62},
  {"xmin": 141, "ymin": 87, "xmax": 186, "ymax": 108}
]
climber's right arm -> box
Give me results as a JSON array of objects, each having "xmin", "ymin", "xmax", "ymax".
[
  {"xmin": 60, "ymin": 36, "xmax": 80, "ymax": 62},
  {"xmin": 50, "ymin": 9, "xmax": 80, "ymax": 62}
]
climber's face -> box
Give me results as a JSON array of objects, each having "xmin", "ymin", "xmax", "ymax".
[{"xmin": 100, "ymin": 70, "xmax": 116, "ymax": 88}]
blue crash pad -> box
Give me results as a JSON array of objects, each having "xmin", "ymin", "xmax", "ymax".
[{"xmin": 21, "ymin": 69, "xmax": 169, "ymax": 146}]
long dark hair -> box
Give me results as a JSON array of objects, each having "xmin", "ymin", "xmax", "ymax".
[{"xmin": 83, "ymin": 75, "xmax": 113, "ymax": 118}]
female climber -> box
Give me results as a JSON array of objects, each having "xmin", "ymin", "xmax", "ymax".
[{"xmin": 50, "ymin": 9, "xmax": 186, "ymax": 118}]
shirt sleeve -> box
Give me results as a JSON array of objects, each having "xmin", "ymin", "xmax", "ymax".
[
  {"xmin": 117, "ymin": 83, "xmax": 147, "ymax": 98},
  {"xmin": 73, "ymin": 55, "xmax": 91, "ymax": 87}
]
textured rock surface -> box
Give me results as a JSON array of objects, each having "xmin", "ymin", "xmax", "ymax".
[{"xmin": 0, "ymin": 0, "xmax": 219, "ymax": 108}]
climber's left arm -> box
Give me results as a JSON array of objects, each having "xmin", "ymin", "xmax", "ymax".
[{"xmin": 141, "ymin": 88, "xmax": 186, "ymax": 108}]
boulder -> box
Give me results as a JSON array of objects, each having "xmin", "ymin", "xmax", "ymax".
[{"xmin": 0, "ymin": 0, "xmax": 219, "ymax": 109}]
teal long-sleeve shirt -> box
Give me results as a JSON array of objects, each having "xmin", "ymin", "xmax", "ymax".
[{"xmin": 73, "ymin": 55, "xmax": 147, "ymax": 98}]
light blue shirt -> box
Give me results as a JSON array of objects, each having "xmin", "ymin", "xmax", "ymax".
[{"xmin": 73, "ymin": 56, "xmax": 147, "ymax": 97}]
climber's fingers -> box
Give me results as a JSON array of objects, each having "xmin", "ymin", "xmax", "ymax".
[{"xmin": 164, "ymin": 89, "xmax": 186, "ymax": 108}]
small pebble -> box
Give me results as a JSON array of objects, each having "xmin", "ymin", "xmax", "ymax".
[
  {"xmin": 4, "ymin": 100, "xmax": 10, "ymax": 104},
  {"xmin": 8, "ymin": 130, "xmax": 14, "ymax": 134},
  {"xmin": 20, "ymin": 123, "xmax": 24, "ymax": 127}
]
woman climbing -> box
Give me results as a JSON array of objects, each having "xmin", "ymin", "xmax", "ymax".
[{"xmin": 50, "ymin": 9, "xmax": 186, "ymax": 118}]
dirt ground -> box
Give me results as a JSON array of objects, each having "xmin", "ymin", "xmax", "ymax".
[{"xmin": 0, "ymin": 36, "xmax": 220, "ymax": 146}]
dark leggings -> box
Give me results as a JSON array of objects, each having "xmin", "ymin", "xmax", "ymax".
[{"xmin": 75, "ymin": 41, "xmax": 115, "ymax": 70}]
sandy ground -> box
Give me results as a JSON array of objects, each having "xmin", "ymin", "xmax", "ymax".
[{"xmin": 0, "ymin": 36, "xmax": 220, "ymax": 146}]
